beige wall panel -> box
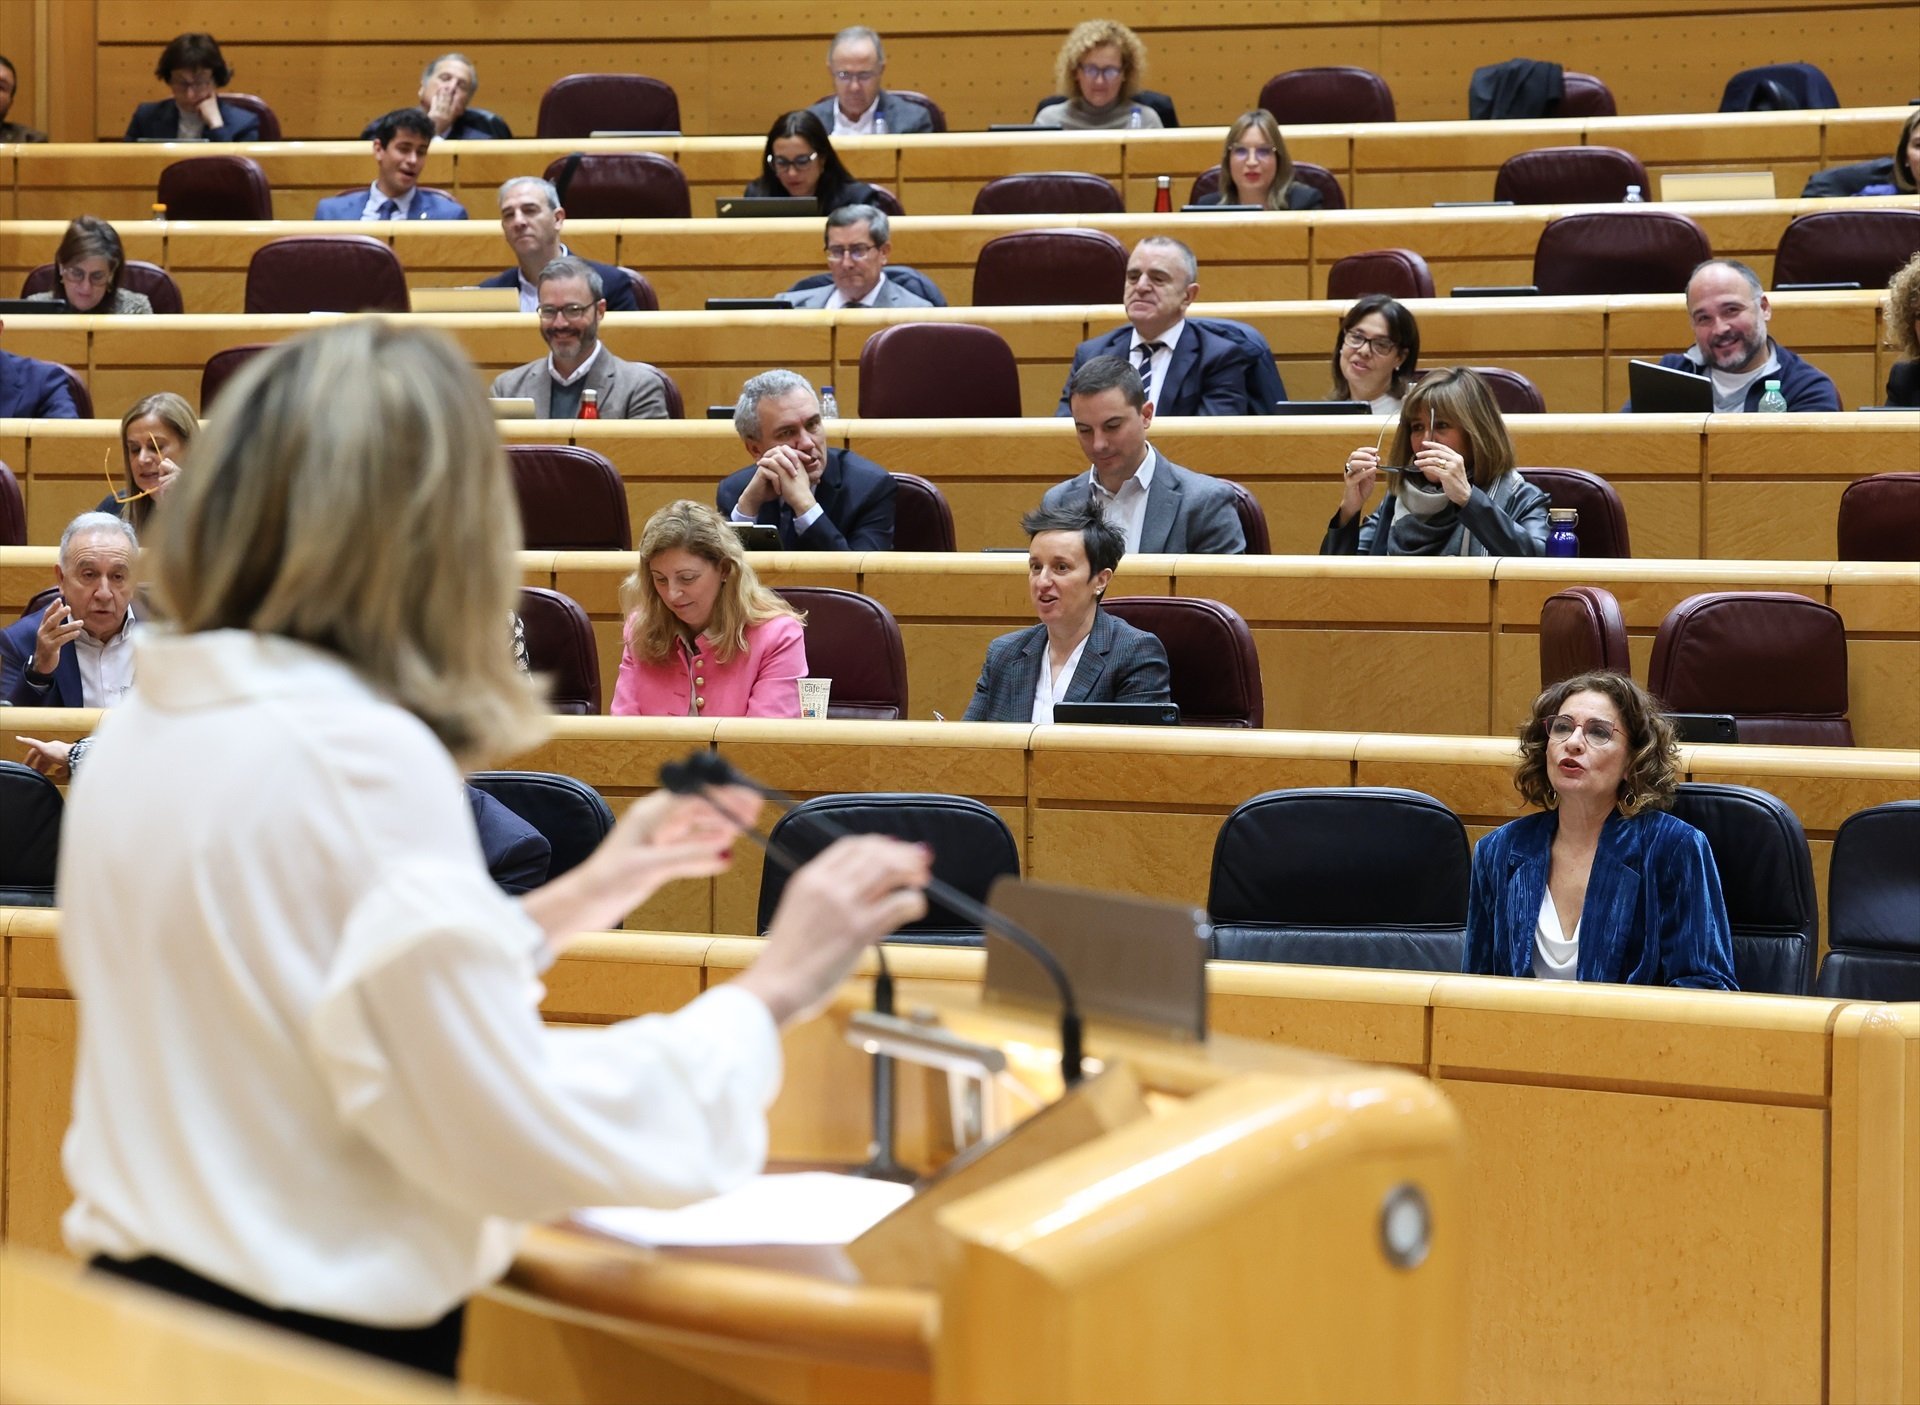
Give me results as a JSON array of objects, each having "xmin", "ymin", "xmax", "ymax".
[
  {"xmin": 5, "ymin": 998, "xmax": 75, "ymax": 1254},
  {"xmin": 1830, "ymin": 566, "xmax": 1920, "ymax": 630},
  {"xmin": 1610, "ymin": 481, "xmax": 1702, "ymax": 560},
  {"xmin": 539, "ymin": 938, "xmax": 708, "ymax": 1024},
  {"xmin": 1706, "ymin": 481, "xmax": 1851, "ymax": 560},
  {"xmin": 1257, "ymin": 628, "xmax": 1491, "ymax": 735},
  {"xmin": 1207, "ymin": 964, "xmax": 1436, "ymax": 1068},
  {"xmin": 1834, "ymin": 639, "xmax": 1920, "ymax": 751},
  {"xmin": 897, "ymin": 623, "xmax": 1004, "ymax": 724},
  {"xmin": 1026, "ymin": 808, "xmax": 1221, "ymax": 908},
  {"xmin": 1176, "ymin": 557, "xmax": 1492, "ymax": 624}
]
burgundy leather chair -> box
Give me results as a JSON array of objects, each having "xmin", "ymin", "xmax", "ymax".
[
  {"xmin": 772, "ymin": 586, "xmax": 908, "ymax": 720},
  {"xmin": 857, "ymin": 324, "xmax": 1021, "ymax": 418},
  {"xmin": 157, "ymin": 155, "xmax": 273, "ymax": 220},
  {"xmin": 1259, "ymin": 67, "xmax": 1395, "ymax": 124},
  {"xmin": 244, "ymin": 236, "xmax": 409, "ymax": 313},
  {"xmin": 200, "ymin": 343, "xmax": 273, "ymax": 412},
  {"xmin": 1104, "ymin": 596, "xmax": 1263, "ymax": 728},
  {"xmin": 517, "ymin": 586, "xmax": 601, "ymax": 715},
  {"xmin": 890, "ymin": 473, "xmax": 956, "ymax": 551},
  {"xmin": 1326, "ymin": 249, "xmax": 1435, "ymax": 301},
  {"xmin": 537, "ymin": 75, "xmax": 680, "ymax": 138},
  {"xmin": 53, "ymin": 364, "xmax": 94, "ymax": 419},
  {"xmin": 889, "ymin": 91, "xmax": 947, "ymax": 133},
  {"xmin": 1558, "ymin": 72, "xmax": 1618, "ymax": 118},
  {"xmin": 1187, "ymin": 161, "xmax": 1345, "ymax": 210},
  {"xmin": 864, "ymin": 185, "xmax": 905, "ymax": 217},
  {"xmin": 972, "ymin": 229, "xmax": 1128, "ymax": 307},
  {"xmin": 1648, "ymin": 592, "xmax": 1853, "ymax": 746},
  {"xmin": 1836, "ymin": 472, "xmax": 1920, "ymax": 560},
  {"xmin": 1494, "ymin": 146, "xmax": 1650, "ymax": 205},
  {"xmin": 619, "ymin": 266, "xmax": 660, "ymax": 311},
  {"xmin": 1539, "ymin": 586, "xmax": 1630, "ymax": 688},
  {"xmin": 21, "ymin": 261, "xmax": 184, "ymax": 314},
  {"xmin": 633, "ymin": 364, "xmax": 685, "ymax": 419},
  {"xmin": 505, "ymin": 444, "xmax": 632, "ymax": 551},
  {"xmin": 0, "ymin": 462, "xmax": 24, "ymax": 546},
  {"xmin": 542, "ymin": 153, "xmax": 690, "ymax": 219},
  {"xmin": 1773, "ymin": 209, "xmax": 1920, "ymax": 289},
  {"xmin": 971, "ymin": 172, "xmax": 1123, "ymax": 216},
  {"xmin": 1221, "ymin": 479, "xmax": 1271, "ymax": 554},
  {"xmin": 1518, "ymin": 467, "xmax": 1631, "ymax": 556},
  {"xmin": 1466, "ymin": 366, "xmax": 1546, "ymax": 414},
  {"xmin": 219, "ymin": 93, "xmax": 282, "ymax": 140},
  {"xmin": 1532, "ymin": 210, "xmax": 1711, "ymax": 296}
]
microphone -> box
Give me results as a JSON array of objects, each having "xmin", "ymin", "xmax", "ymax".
[{"xmin": 657, "ymin": 751, "xmax": 1086, "ymax": 1089}]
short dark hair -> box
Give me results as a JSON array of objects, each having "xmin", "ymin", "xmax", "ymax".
[
  {"xmin": 1064, "ymin": 354, "xmax": 1147, "ymax": 410},
  {"xmin": 1331, "ymin": 294, "xmax": 1420, "ymax": 399},
  {"xmin": 536, "ymin": 255, "xmax": 604, "ymax": 301},
  {"xmin": 1021, "ymin": 500, "xmax": 1125, "ymax": 580},
  {"xmin": 1514, "ymin": 670, "xmax": 1680, "ymax": 818},
  {"xmin": 156, "ymin": 33, "xmax": 232, "ymax": 87},
  {"xmin": 372, "ymin": 107, "xmax": 436, "ymax": 147},
  {"xmin": 0, "ymin": 54, "xmax": 18, "ymax": 84}
]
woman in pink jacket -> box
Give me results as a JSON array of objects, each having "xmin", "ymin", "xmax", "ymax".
[{"xmin": 611, "ymin": 501, "xmax": 808, "ymax": 718}]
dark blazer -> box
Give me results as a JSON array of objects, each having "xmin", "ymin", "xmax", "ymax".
[
  {"xmin": 716, "ymin": 447, "xmax": 895, "ymax": 551},
  {"xmin": 1040, "ymin": 453, "xmax": 1247, "ymax": 554},
  {"xmin": 0, "ymin": 610, "xmax": 83, "ymax": 707},
  {"xmin": 124, "ymin": 98, "xmax": 260, "ymax": 143},
  {"xmin": 963, "ymin": 609, "xmax": 1171, "ymax": 723},
  {"xmin": 806, "ymin": 92, "xmax": 935, "ymax": 136},
  {"xmin": 465, "ymin": 786, "xmax": 552, "ymax": 896},
  {"xmin": 361, "ymin": 108, "xmax": 513, "ymax": 141},
  {"xmin": 1800, "ymin": 157, "xmax": 1902, "ymax": 198},
  {"xmin": 0, "ymin": 350, "xmax": 79, "ymax": 418},
  {"xmin": 1464, "ymin": 808, "xmax": 1738, "ymax": 989},
  {"xmin": 479, "ymin": 259, "xmax": 638, "ymax": 313},
  {"xmin": 312, "ymin": 187, "xmax": 469, "ymax": 221},
  {"xmin": 1056, "ymin": 322, "xmax": 1260, "ymax": 416},
  {"xmin": 1885, "ymin": 359, "xmax": 1920, "ymax": 408}
]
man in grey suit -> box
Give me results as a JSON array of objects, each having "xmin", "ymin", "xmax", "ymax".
[
  {"xmin": 1042, "ymin": 356, "xmax": 1247, "ymax": 554},
  {"xmin": 806, "ymin": 27, "xmax": 934, "ymax": 136},
  {"xmin": 489, "ymin": 257, "xmax": 670, "ymax": 419},
  {"xmin": 780, "ymin": 205, "xmax": 931, "ymax": 311}
]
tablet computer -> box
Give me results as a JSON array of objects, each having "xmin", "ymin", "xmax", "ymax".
[
  {"xmin": 1451, "ymin": 285, "xmax": 1541, "ymax": 297},
  {"xmin": 1052, "ymin": 701, "xmax": 1181, "ymax": 726},
  {"xmin": 714, "ymin": 196, "xmax": 817, "ymax": 218},
  {"xmin": 704, "ymin": 297, "xmax": 795, "ymax": 311},
  {"xmin": 1273, "ymin": 400, "xmax": 1371, "ymax": 416},
  {"xmin": 1627, "ymin": 359, "xmax": 1714, "ymax": 414}
]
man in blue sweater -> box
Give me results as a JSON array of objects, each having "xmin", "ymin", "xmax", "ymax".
[{"xmin": 1627, "ymin": 259, "xmax": 1839, "ymax": 412}]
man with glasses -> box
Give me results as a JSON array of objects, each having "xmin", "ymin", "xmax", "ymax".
[
  {"xmin": 314, "ymin": 109, "xmax": 468, "ymax": 221},
  {"xmin": 480, "ymin": 177, "xmax": 639, "ymax": 313},
  {"xmin": 806, "ymin": 27, "xmax": 934, "ymax": 136},
  {"xmin": 2, "ymin": 513, "xmax": 138, "ymax": 709},
  {"xmin": 779, "ymin": 205, "xmax": 930, "ymax": 310},
  {"xmin": 488, "ymin": 257, "xmax": 669, "ymax": 419}
]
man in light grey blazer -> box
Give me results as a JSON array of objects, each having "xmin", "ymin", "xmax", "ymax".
[
  {"xmin": 780, "ymin": 205, "xmax": 931, "ymax": 311},
  {"xmin": 489, "ymin": 256, "xmax": 670, "ymax": 419},
  {"xmin": 805, "ymin": 27, "xmax": 935, "ymax": 136},
  {"xmin": 1041, "ymin": 356, "xmax": 1247, "ymax": 555}
]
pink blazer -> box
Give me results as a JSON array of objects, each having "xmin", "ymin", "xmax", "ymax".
[{"xmin": 610, "ymin": 613, "xmax": 807, "ymax": 718}]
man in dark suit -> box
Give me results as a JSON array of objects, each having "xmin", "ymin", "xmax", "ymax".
[
  {"xmin": 360, "ymin": 53, "xmax": 513, "ymax": 141},
  {"xmin": 0, "ymin": 332, "xmax": 79, "ymax": 418},
  {"xmin": 716, "ymin": 370, "xmax": 895, "ymax": 550},
  {"xmin": 465, "ymin": 788, "xmax": 552, "ymax": 895},
  {"xmin": 1043, "ymin": 356, "xmax": 1245, "ymax": 555},
  {"xmin": 1055, "ymin": 237, "xmax": 1262, "ymax": 417},
  {"xmin": 479, "ymin": 176, "xmax": 638, "ymax": 313},
  {"xmin": 806, "ymin": 27, "xmax": 935, "ymax": 136},
  {"xmin": 313, "ymin": 109, "xmax": 468, "ymax": 221},
  {"xmin": 2, "ymin": 513, "xmax": 138, "ymax": 708}
]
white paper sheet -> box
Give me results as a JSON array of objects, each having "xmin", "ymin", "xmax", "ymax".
[{"xmin": 576, "ymin": 1172, "xmax": 914, "ymax": 1247}]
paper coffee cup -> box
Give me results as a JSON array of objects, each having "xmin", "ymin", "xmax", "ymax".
[{"xmin": 798, "ymin": 677, "xmax": 832, "ymax": 720}]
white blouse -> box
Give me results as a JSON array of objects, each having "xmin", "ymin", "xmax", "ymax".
[
  {"xmin": 1532, "ymin": 890, "xmax": 1580, "ymax": 981},
  {"xmin": 60, "ymin": 631, "xmax": 782, "ymax": 1325}
]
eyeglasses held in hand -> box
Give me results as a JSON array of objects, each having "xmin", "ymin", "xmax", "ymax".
[
  {"xmin": 103, "ymin": 433, "xmax": 165, "ymax": 506},
  {"xmin": 536, "ymin": 303, "xmax": 595, "ymax": 322},
  {"xmin": 825, "ymin": 243, "xmax": 876, "ymax": 261},
  {"xmin": 767, "ymin": 152, "xmax": 820, "ymax": 172},
  {"xmin": 1078, "ymin": 64, "xmax": 1123, "ymax": 82},
  {"xmin": 1342, "ymin": 329, "xmax": 1398, "ymax": 356},
  {"xmin": 1547, "ymin": 715, "xmax": 1619, "ymax": 747}
]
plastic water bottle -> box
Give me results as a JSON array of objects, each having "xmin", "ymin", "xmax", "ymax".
[
  {"xmin": 1128, "ymin": 107, "xmax": 1144, "ymax": 129},
  {"xmin": 1546, "ymin": 508, "xmax": 1580, "ymax": 557},
  {"xmin": 1757, "ymin": 379, "xmax": 1788, "ymax": 413},
  {"xmin": 1153, "ymin": 175, "xmax": 1172, "ymax": 213},
  {"xmin": 819, "ymin": 386, "xmax": 840, "ymax": 418},
  {"xmin": 873, "ymin": 113, "xmax": 888, "ymax": 135},
  {"xmin": 1623, "ymin": 184, "xmax": 1644, "ymax": 203}
]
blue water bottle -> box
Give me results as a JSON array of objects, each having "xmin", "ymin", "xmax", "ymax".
[{"xmin": 1547, "ymin": 508, "xmax": 1580, "ymax": 558}]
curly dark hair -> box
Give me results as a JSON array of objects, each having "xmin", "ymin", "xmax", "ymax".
[{"xmin": 1514, "ymin": 670, "xmax": 1679, "ymax": 818}]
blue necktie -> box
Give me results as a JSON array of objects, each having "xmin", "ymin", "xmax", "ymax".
[{"xmin": 376, "ymin": 198, "xmax": 398, "ymax": 220}]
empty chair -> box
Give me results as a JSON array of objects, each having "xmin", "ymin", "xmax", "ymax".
[
  {"xmin": 1539, "ymin": 585, "xmax": 1630, "ymax": 687},
  {"xmin": 1718, "ymin": 63, "xmax": 1840, "ymax": 113},
  {"xmin": 1258, "ymin": 67, "xmax": 1395, "ymax": 125},
  {"xmin": 218, "ymin": 93, "xmax": 282, "ymax": 140},
  {"xmin": 1648, "ymin": 592, "xmax": 1852, "ymax": 746},
  {"xmin": 755, "ymin": 794, "xmax": 1020, "ymax": 946},
  {"xmin": 1327, "ymin": 249, "xmax": 1435, "ymax": 301},
  {"xmin": 1532, "ymin": 210, "xmax": 1710, "ymax": 296},
  {"xmin": 245, "ymin": 236, "xmax": 409, "ymax": 314},
  {"xmin": 1814, "ymin": 802, "xmax": 1920, "ymax": 1000},
  {"xmin": 541, "ymin": 153, "xmax": 690, "ymax": 219},
  {"xmin": 1467, "ymin": 366, "xmax": 1546, "ymax": 414},
  {"xmin": 157, "ymin": 155, "xmax": 273, "ymax": 220},
  {"xmin": 466, "ymin": 771, "xmax": 614, "ymax": 881},
  {"xmin": 1773, "ymin": 209, "xmax": 1920, "ymax": 290},
  {"xmin": 890, "ymin": 472, "xmax": 956, "ymax": 551},
  {"xmin": 20, "ymin": 260, "xmax": 185, "ymax": 314},
  {"xmin": 1837, "ymin": 472, "xmax": 1920, "ymax": 559},
  {"xmin": 971, "ymin": 172, "xmax": 1124, "ymax": 216},
  {"xmin": 1208, "ymin": 788, "xmax": 1469, "ymax": 969},
  {"xmin": 972, "ymin": 229, "xmax": 1128, "ymax": 307},
  {"xmin": 619, "ymin": 267, "xmax": 660, "ymax": 311},
  {"xmin": 1103, "ymin": 596, "xmax": 1262, "ymax": 727},
  {"xmin": 538, "ymin": 74, "xmax": 680, "ymax": 138},
  {"xmin": 864, "ymin": 185, "xmax": 905, "ymax": 218},
  {"xmin": 517, "ymin": 586, "xmax": 602, "ymax": 715},
  {"xmin": 1668, "ymin": 783, "xmax": 1818, "ymax": 995},
  {"xmin": 771, "ymin": 586, "xmax": 908, "ymax": 720},
  {"xmin": 505, "ymin": 444, "xmax": 632, "ymax": 551},
  {"xmin": 0, "ymin": 761, "xmax": 62, "ymax": 907},
  {"xmin": 1518, "ymin": 467, "xmax": 1631, "ymax": 557},
  {"xmin": 1220, "ymin": 479, "xmax": 1271, "ymax": 554},
  {"xmin": 1494, "ymin": 146, "xmax": 1650, "ymax": 205},
  {"xmin": 1187, "ymin": 161, "xmax": 1345, "ymax": 210},
  {"xmin": 1558, "ymin": 72, "xmax": 1618, "ymax": 118},
  {"xmin": 857, "ymin": 324, "xmax": 1021, "ymax": 418},
  {"xmin": 0, "ymin": 462, "xmax": 23, "ymax": 546},
  {"xmin": 200, "ymin": 343, "xmax": 273, "ymax": 411}
]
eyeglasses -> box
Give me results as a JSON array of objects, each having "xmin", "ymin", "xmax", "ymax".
[
  {"xmin": 169, "ymin": 72, "xmax": 215, "ymax": 95},
  {"xmin": 767, "ymin": 152, "xmax": 820, "ymax": 172},
  {"xmin": 1547, "ymin": 715, "xmax": 1620, "ymax": 747},
  {"xmin": 536, "ymin": 303, "xmax": 596, "ymax": 322},
  {"xmin": 1078, "ymin": 64, "xmax": 1123, "ymax": 82},
  {"xmin": 831, "ymin": 69, "xmax": 880, "ymax": 84},
  {"xmin": 103, "ymin": 433, "xmax": 167, "ymax": 506},
  {"xmin": 61, "ymin": 266, "xmax": 113, "ymax": 288},
  {"xmin": 1229, "ymin": 145, "xmax": 1276, "ymax": 162},
  {"xmin": 1343, "ymin": 330, "xmax": 1399, "ymax": 356},
  {"xmin": 825, "ymin": 243, "xmax": 876, "ymax": 261}
]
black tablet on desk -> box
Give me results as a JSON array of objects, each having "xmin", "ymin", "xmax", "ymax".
[
  {"xmin": 1052, "ymin": 702, "xmax": 1181, "ymax": 726},
  {"xmin": 714, "ymin": 196, "xmax": 817, "ymax": 218},
  {"xmin": 1273, "ymin": 400, "xmax": 1371, "ymax": 416},
  {"xmin": 1627, "ymin": 359, "xmax": 1714, "ymax": 413},
  {"xmin": 705, "ymin": 297, "xmax": 795, "ymax": 311}
]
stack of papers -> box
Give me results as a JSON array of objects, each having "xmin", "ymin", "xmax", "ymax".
[{"xmin": 576, "ymin": 1172, "xmax": 914, "ymax": 1248}]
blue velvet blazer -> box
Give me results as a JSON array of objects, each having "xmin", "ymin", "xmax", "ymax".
[{"xmin": 1463, "ymin": 808, "xmax": 1738, "ymax": 989}]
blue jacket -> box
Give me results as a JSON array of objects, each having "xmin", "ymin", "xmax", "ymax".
[
  {"xmin": 0, "ymin": 609, "xmax": 83, "ymax": 707},
  {"xmin": 962, "ymin": 609, "xmax": 1171, "ymax": 723},
  {"xmin": 479, "ymin": 259, "xmax": 638, "ymax": 313},
  {"xmin": 125, "ymin": 98, "xmax": 260, "ymax": 143},
  {"xmin": 716, "ymin": 448, "xmax": 895, "ymax": 551},
  {"xmin": 1057, "ymin": 322, "xmax": 1263, "ymax": 416},
  {"xmin": 1625, "ymin": 343, "xmax": 1840, "ymax": 412},
  {"xmin": 0, "ymin": 350, "xmax": 79, "ymax": 418},
  {"xmin": 465, "ymin": 786, "xmax": 552, "ymax": 895},
  {"xmin": 1464, "ymin": 808, "xmax": 1738, "ymax": 989},
  {"xmin": 313, "ymin": 187, "xmax": 469, "ymax": 222}
]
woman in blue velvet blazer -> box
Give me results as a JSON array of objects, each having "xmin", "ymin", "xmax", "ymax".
[{"xmin": 1464, "ymin": 670, "xmax": 1737, "ymax": 989}]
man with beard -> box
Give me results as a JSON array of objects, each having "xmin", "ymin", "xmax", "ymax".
[
  {"xmin": 1626, "ymin": 259, "xmax": 1839, "ymax": 412},
  {"xmin": 488, "ymin": 257, "xmax": 669, "ymax": 419}
]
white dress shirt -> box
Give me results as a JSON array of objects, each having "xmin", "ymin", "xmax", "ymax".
[
  {"xmin": 1031, "ymin": 633, "xmax": 1090, "ymax": 723},
  {"xmin": 831, "ymin": 101, "xmax": 882, "ymax": 136},
  {"xmin": 1126, "ymin": 319, "xmax": 1187, "ymax": 408},
  {"xmin": 360, "ymin": 184, "xmax": 417, "ymax": 220},
  {"xmin": 72, "ymin": 607, "xmax": 137, "ymax": 709},
  {"xmin": 516, "ymin": 242, "xmax": 578, "ymax": 312},
  {"xmin": 1082, "ymin": 446, "xmax": 1159, "ymax": 553},
  {"xmin": 61, "ymin": 630, "xmax": 782, "ymax": 1325},
  {"xmin": 1532, "ymin": 889, "xmax": 1579, "ymax": 981}
]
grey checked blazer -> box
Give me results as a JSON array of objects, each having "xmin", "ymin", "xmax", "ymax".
[
  {"xmin": 488, "ymin": 349, "xmax": 670, "ymax": 419},
  {"xmin": 962, "ymin": 609, "xmax": 1171, "ymax": 722}
]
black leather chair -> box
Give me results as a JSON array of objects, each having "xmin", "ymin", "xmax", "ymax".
[
  {"xmin": 1814, "ymin": 802, "xmax": 1920, "ymax": 1001},
  {"xmin": 754, "ymin": 793, "xmax": 1020, "ymax": 946},
  {"xmin": 1208, "ymin": 788, "xmax": 1470, "ymax": 970},
  {"xmin": 467, "ymin": 771, "xmax": 615, "ymax": 882},
  {"xmin": 0, "ymin": 761, "xmax": 63, "ymax": 907},
  {"xmin": 1669, "ymin": 783, "xmax": 1818, "ymax": 996},
  {"xmin": 772, "ymin": 587, "xmax": 908, "ymax": 720}
]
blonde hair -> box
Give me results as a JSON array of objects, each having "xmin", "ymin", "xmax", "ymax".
[
  {"xmin": 1053, "ymin": 19, "xmax": 1146, "ymax": 105},
  {"xmin": 1886, "ymin": 249, "xmax": 1920, "ymax": 359},
  {"xmin": 147, "ymin": 321, "xmax": 546, "ymax": 767},
  {"xmin": 1388, "ymin": 367, "xmax": 1515, "ymax": 491},
  {"xmin": 118, "ymin": 391, "xmax": 196, "ymax": 532},
  {"xmin": 620, "ymin": 500, "xmax": 802, "ymax": 665},
  {"xmin": 1221, "ymin": 110, "xmax": 1296, "ymax": 210}
]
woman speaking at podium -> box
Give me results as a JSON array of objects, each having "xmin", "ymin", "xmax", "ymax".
[{"xmin": 54, "ymin": 322, "xmax": 929, "ymax": 1377}]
